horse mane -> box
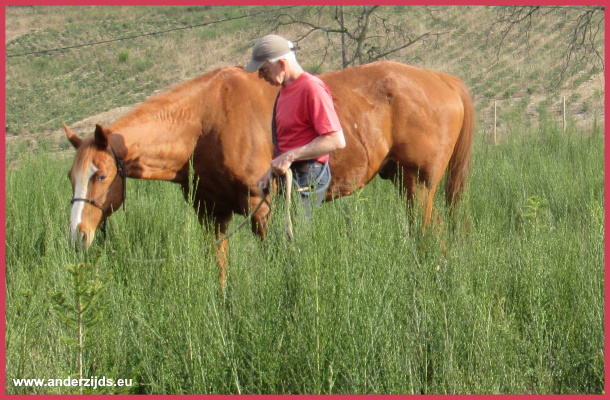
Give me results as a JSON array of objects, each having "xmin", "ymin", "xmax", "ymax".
[
  {"xmin": 108, "ymin": 66, "xmax": 244, "ymax": 132},
  {"xmin": 73, "ymin": 139, "xmax": 96, "ymax": 162}
]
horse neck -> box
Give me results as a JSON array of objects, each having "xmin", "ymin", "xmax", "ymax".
[
  {"xmin": 106, "ymin": 67, "xmax": 270, "ymax": 184},
  {"xmin": 108, "ymin": 106, "xmax": 203, "ymax": 183}
]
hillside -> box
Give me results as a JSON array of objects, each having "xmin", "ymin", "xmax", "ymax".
[{"xmin": 5, "ymin": 5, "xmax": 604, "ymax": 155}]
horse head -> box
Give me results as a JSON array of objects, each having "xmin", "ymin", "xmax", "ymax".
[{"xmin": 65, "ymin": 124, "xmax": 126, "ymax": 249}]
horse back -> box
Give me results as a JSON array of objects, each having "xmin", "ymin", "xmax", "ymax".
[{"xmin": 320, "ymin": 60, "xmax": 468, "ymax": 197}]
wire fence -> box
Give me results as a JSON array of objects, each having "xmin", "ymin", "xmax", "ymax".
[
  {"xmin": 481, "ymin": 95, "xmax": 604, "ymax": 145},
  {"xmin": 6, "ymin": 6, "xmax": 297, "ymax": 58}
]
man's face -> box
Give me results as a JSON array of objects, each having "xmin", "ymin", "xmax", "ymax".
[{"xmin": 258, "ymin": 60, "xmax": 284, "ymax": 86}]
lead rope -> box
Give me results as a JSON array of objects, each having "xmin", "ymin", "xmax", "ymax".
[
  {"xmin": 284, "ymin": 169, "xmax": 294, "ymax": 240},
  {"xmin": 200, "ymin": 169, "xmax": 294, "ymax": 252},
  {"xmin": 201, "ymin": 184, "xmax": 270, "ymax": 252},
  {"xmin": 270, "ymin": 93, "xmax": 295, "ymax": 239},
  {"xmin": 125, "ymin": 171, "xmax": 294, "ymax": 262}
]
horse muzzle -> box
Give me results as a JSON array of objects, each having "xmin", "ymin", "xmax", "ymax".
[{"xmin": 68, "ymin": 222, "xmax": 96, "ymax": 250}]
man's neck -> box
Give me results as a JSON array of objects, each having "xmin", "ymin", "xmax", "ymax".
[{"xmin": 282, "ymin": 65, "xmax": 304, "ymax": 87}]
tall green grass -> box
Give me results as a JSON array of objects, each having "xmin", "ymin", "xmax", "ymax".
[{"xmin": 5, "ymin": 123, "xmax": 604, "ymax": 394}]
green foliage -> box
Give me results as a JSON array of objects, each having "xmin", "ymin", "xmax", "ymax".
[
  {"xmin": 47, "ymin": 259, "xmax": 110, "ymax": 393},
  {"xmin": 117, "ymin": 49, "xmax": 129, "ymax": 63},
  {"xmin": 5, "ymin": 123, "xmax": 604, "ymax": 394},
  {"xmin": 48, "ymin": 263, "xmax": 108, "ymax": 332},
  {"xmin": 519, "ymin": 195, "xmax": 554, "ymax": 234}
]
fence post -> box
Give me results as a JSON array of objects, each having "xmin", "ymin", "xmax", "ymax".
[
  {"xmin": 563, "ymin": 96, "xmax": 566, "ymax": 133},
  {"xmin": 494, "ymin": 101, "xmax": 497, "ymax": 145}
]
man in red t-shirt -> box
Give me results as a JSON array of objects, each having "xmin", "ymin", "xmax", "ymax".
[{"xmin": 245, "ymin": 35, "xmax": 345, "ymax": 219}]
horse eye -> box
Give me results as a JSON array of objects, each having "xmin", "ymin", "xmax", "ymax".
[{"xmin": 96, "ymin": 174, "xmax": 107, "ymax": 182}]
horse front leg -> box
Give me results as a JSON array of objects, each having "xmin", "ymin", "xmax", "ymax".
[
  {"xmin": 193, "ymin": 196, "xmax": 232, "ymax": 292},
  {"xmin": 214, "ymin": 215, "xmax": 232, "ymax": 293},
  {"xmin": 250, "ymin": 193, "xmax": 272, "ymax": 240}
]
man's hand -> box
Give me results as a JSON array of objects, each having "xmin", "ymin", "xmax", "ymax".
[
  {"xmin": 258, "ymin": 151, "xmax": 295, "ymax": 190},
  {"xmin": 270, "ymin": 152, "xmax": 295, "ymax": 176},
  {"xmin": 259, "ymin": 130, "xmax": 345, "ymax": 189},
  {"xmin": 257, "ymin": 168, "xmax": 272, "ymax": 190}
]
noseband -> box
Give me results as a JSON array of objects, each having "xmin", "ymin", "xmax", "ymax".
[{"xmin": 70, "ymin": 145, "xmax": 126, "ymax": 238}]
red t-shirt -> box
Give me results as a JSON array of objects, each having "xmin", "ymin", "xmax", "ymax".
[{"xmin": 275, "ymin": 72, "xmax": 343, "ymax": 163}]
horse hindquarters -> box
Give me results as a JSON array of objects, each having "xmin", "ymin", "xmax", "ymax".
[{"xmin": 444, "ymin": 80, "xmax": 475, "ymax": 209}]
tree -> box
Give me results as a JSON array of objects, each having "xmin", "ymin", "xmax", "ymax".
[
  {"xmin": 488, "ymin": 6, "xmax": 604, "ymax": 81},
  {"xmin": 260, "ymin": 6, "xmax": 449, "ymax": 69}
]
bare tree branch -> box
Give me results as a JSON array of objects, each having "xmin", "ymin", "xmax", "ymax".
[
  {"xmin": 255, "ymin": 6, "xmax": 448, "ymax": 69},
  {"xmin": 488, "ymin": 6, "xmax": 604, "ymax": 83},
  {"xmin": 560, "ymin": 6, "xmax": 605, "ymax": 78}
]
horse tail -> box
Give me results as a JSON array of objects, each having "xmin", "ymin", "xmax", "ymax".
[{"xmin": 445, "ymin": 79, "xmax": 475, "ymax": 208}]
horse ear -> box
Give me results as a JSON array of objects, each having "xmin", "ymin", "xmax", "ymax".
[
  {"xmin": 63, "ymin": 124, "xmax": 82, "ymax": 149},
  {"xmin": 94, "ymin": 124, "xmax": 109, "ymax": 149}
]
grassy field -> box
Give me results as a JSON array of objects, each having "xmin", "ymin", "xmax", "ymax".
[
  {"xmin": 4, "ymin": 5, "xmax": 605, "ymax": 395},
  {"xmin": 5, "ymin": 122, "xmax": 604, "ymax": 394}
]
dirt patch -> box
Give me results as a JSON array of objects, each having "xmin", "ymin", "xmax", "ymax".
[
  {"xmin": 5, "ymin": 106, "xmax": 134, "ymax": 161},
  {"xmin": 61, "ymin": 106, "xmax": 133, "ymax": 135}
]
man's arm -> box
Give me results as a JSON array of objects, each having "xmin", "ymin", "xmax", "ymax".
[
  {"xmin": 258, "ymin": 130, "xmax": 345, "ymax": 189},
  {"xmin": 270, "ymin": 130, "xmax": 345, "ymax": 175}
]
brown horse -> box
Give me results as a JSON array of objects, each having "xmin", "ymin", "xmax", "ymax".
[{"xmin": 65, "ymin": 60, "xmax": 474, "ymax": 289}]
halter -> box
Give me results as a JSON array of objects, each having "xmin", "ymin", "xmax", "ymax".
[{"xmin": 70, "ymin": 145, "xmax": 126, "ymax": 239}]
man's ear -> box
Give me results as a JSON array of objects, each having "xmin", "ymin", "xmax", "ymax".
[{"xmin": 277, "ymin": 58, "xmax": 287, "ymax": 71}]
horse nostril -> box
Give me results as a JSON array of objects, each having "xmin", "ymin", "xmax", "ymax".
[{"xmin": 67, "ymin": 226, "xmax": 94, "ymax": 250}]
